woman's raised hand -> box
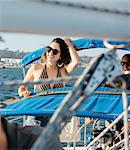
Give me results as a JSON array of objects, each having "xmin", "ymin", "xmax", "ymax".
[{"xmin": 64, "ymin": 38, "xmax": 74, "ymax": 47}]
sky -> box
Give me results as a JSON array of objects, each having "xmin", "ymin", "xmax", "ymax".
[
  {"xmin": 0, "ymin": 32, "xmax": 129, "ymax": 58},
  {"xmin": 0, "ymin": 32, "xmax": 58, "ymax": 52},
  {"xmin": 0, "ymin": 32, "xmax": 82, "ymax": 52}
]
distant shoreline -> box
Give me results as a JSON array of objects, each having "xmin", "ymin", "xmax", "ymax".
[{"xmin": 0, "ymin": 66, "xmax": 21, "ymax": 69}]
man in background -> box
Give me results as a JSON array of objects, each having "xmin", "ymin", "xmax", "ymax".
[
  {"xmin": 121, "ymin": 54, "xmax": 130, "ymax": 131},
  {"xmin": 121, "ymin": 54, "xmax": 130, "ymax": 90},
  {"xmin": 121, "ymin": 54, "xmax": 130, "ymax": 73}
]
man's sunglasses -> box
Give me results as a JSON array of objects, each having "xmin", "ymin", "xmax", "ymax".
[
  {"xmin": 46, "ymin": 46, "xmax": 59, "ymax": 55},
  {"xmin": 121, "ymin": 62, "xmax": 130, "ymax": 67}
]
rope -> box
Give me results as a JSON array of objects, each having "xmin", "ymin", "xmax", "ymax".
[
  {"xmin": 86, "ymin": 106, "xmax": 130, "ymax": 149},
  {"xmin": 1, "ymin": 74, "xmax": 130, "ymax": 95},
  {"xmin": 0, "ymin": 76, "xmax": 79, "ymax": 87},
  {"xmin": 109, "ymin": 136, "xmax": 130, "ymax": 150},
  {"xmin": 122, "ymin": 91, "xmax": 129, "ymax": 150}
]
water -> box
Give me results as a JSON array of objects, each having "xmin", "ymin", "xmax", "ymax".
[
  {"xmin": 0, "ymin": 68, "xmax": 24, "ymax": 101},
  {"xmin": 0, "ymin": 67, "xmax": 84, "ymax": 101},
  {"xmin": 0, "ymin": 67, "xmax": 95, "ymax": 145}
]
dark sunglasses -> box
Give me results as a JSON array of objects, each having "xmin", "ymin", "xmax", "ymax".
[
  {"xmin": 121, "ymin": 62, "xmax": 130, "ymax": 67},
  {"xmin": 46, "ymin": 46, "xmax": 59, "ymax": 55}
]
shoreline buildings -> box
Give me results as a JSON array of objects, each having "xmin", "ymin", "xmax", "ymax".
[{"xmin": 0, "ymin": 58, "xmax": 21, "ymax": 68}]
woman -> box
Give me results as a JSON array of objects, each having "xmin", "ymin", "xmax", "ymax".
[
  {"xmin": 18, "ymin": 38, "xmax": 80, "ymax": 96},
  {"xmin": 18, "ymin": 38, "xmax": 80, "ymax": 126}
]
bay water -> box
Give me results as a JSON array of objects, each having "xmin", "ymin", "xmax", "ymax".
[
  {"xmin": 0, "ymin": 68, "xmax": 23, "ymax": 101},
  {"xmin": 0, "ymin": 67, "xmax": 92, "ymax": 143},
  {"xmin": 0, "ymin": 67, "xmax": 84, "ymax": 101}
]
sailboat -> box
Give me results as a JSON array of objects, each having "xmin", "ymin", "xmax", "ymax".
[
  {"xmin": 1, "ymin": 0, "xmax": 130, "ymax": 149},
  {"xmin": 0, "ymin": 38, "xmax": 130, "ymax": 149}
]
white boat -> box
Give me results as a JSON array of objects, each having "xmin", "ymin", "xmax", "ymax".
[{"xmin": 0, "ymin": 0, "xmax": 130, "ymax": 39}]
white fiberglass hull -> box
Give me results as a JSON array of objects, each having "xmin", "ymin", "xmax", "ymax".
[{"xmin": 0, "ymin": 1, "xmax": 130, "ymax": 40}]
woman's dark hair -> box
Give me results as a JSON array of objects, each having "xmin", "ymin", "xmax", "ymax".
[
  {"xmin": 52, "ymin": 38, "xmax": 71, "ymax": 67},
  {"xmin": 121, "ymin": 54, "xmax": 130, "ymax": 62}
]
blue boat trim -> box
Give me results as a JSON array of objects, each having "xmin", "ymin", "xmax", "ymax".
[
  {"xmin": 1, "ymin": 87, "xmax": 130, "ymax": 120},
  {"xmin": 21, "ymin": 39, "xmax": 130, "ymax": 67}
]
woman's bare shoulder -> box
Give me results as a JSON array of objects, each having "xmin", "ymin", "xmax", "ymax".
[{"xmin": 31, "ymin": 63, "xmax": 44, "ymax": 70}]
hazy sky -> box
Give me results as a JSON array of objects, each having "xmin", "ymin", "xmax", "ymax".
[
  {"xmin": 0, "ymin": 32, "xmax": 58, "ymax": 52},
  {"xmin": 0, "ymin": 32, "xmax": 82, "ymax": 52}
]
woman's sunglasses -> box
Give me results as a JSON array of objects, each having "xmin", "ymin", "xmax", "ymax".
[
  {"xmin": 121, "ymin": 62, "xmax": 130, "ymax": 67},
  {"xmin": 46, "ymin": 46, "xmax": 59, "ymax": 55}
]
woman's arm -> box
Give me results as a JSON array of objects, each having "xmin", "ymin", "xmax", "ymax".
[
  {"xmin": 18, "ymin": 65, "xmax": 34, "ymax": 97},
  {"xmin": 64, "ymin": 38, "xmax": 80, "ymax": 73}
]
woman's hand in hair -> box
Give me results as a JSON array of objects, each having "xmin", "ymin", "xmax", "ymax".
[
  {"xmin": 64, "ymin": 38, "xmax": 75, "ymax": 48},
  {"xmin": 64, "ymin": 38, "xmax": 80, "ymax": 73}
]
